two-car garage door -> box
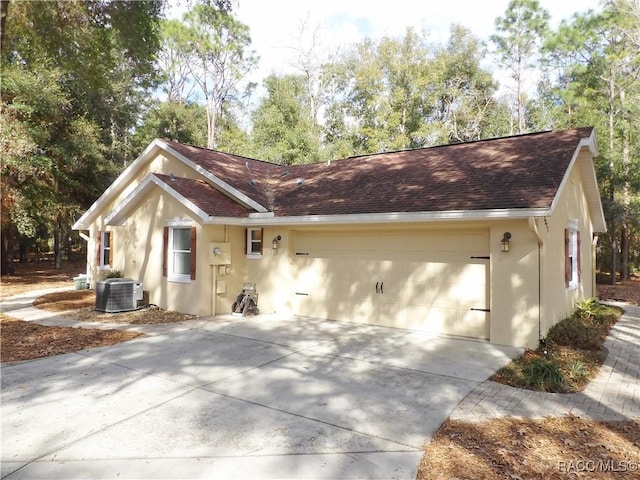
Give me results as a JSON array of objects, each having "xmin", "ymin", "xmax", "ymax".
[{"xmin": 293, "ymin": 229, "xmax": 490, "ymax": 339}]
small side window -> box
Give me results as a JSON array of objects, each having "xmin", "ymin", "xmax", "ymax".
[
  {"xmin": 246, "ymin": 228, "xmax": 263, "ymax": 258},
  {"xmin": 565, "ymin": 222, "xmax": 581, "ymax": 290},
  {"xmin": 97, "ymin": 231, "xmax": 113, "ymax": 269}
]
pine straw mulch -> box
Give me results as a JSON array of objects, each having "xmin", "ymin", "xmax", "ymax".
[
  {"xmin": 0, "ymin": 314, "xmax": 143, "ymax": 362},
  {"xmin": 419, "ymin": 276, "xmax": 640, "ymax": 480},
  {"xmin": 32, "ymin": 289, "xmax": 197, "ymax": 324},
  {"xmin": 418, "ymin": 416, "xmax": 640, "ymax": 480},
  {"xmin": 1, "ymin": 290, "xmax": 196, "ymax": 363},
  {"xmin": 0, "ymin": 259, "xmax": 86, "ymax": 300}
]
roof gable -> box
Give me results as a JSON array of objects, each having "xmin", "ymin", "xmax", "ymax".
[
  {"xmin": 105, "ymin": 174, "xmax": 255, "ymax": 226},
  {"xmin": 75, "ymin": 127, "xmax": 605, "ymax": 232},
  {"xmin": 72, "ymin": 139, "xmax": 267, "ymax": 230},
  {"xmin": 153, "ymin": 174, "xmax": 254, "ymax": 218}
]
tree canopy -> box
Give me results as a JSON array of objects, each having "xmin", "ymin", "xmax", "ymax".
[{"xmin": 1, "ymin": 0, "xmax": 639, "ymax": 278}]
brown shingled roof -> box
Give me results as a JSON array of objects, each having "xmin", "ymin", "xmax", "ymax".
[
  {"xmin": 153, "ymin": 174, "xmax": 254, "ymax": 218},
  {"xmin": 162, "ymin": 127, "xmax": 594, "ymax": 217},
  {"xmin": 163, "ymin": 141, "xmax": 276, "ymax": 209}
]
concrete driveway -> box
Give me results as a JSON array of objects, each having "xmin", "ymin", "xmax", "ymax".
[{"xmin": 1, "ymin": 314, "xmax": 521, "ymax": 479}]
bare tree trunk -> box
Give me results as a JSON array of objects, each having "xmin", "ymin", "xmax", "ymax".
[
  {"xmin": 1, "ymin": 223, "xmax": 15, "ymax": 275},
  {"xmin": 516, "ymin": 54, "xmax": 525, "ymax": 133},
  {"xmin": 54, "ymin": 215, "xmax": 63, "ymax": 269},
  {"xmin": 608, "ymin": 69, "xmax": 617, "ymax": 285},
  {"xmin": 206, "ymin": 98, "xmax": 217, "ymax": 149},
  {"xmin": 610, "ymin": 224, "xmax": 617, "ymax": 285},
  {"xmin": 620, "ymin": 88, "xmax": 630, "ymax": 281},
  {"xmin": 620, "ymin": 226, "xmax": 629, "ymax": 281},
  {"xmin": 0, "ymin": 0, "xmax": 8, "ymax": 57}
]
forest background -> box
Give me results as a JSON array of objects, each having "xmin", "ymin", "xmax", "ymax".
[{"xmin": 1, "ymin": 0, "xmax": 638, "ymax": 282}]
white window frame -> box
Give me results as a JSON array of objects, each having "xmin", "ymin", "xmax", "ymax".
[
  {"xmin": 167, "ymin": 219, "xmax": 193, "ymax": 283},
  {"xmin": 246, "ymin": 228, "xmax": 263, "ymax": 259},
  {"xmin": 567, "ymin": 220, "xmax": 579, "ymax": 291},
  {"xmin": 100, "ymin": 231, "xmax": 112, "ymax": 270}
]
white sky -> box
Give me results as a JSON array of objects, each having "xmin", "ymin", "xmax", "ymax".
[{"xmin": 233, "ymin": 0, "xmax": 604, "ymax": 88}]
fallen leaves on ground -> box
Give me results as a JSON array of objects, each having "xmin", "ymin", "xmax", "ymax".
[
  {"xmin": 32, "ymin": 290, "xmax": 197, "ymax": 324},
  {"xmin": 0, "ymin": 260, "xmax": 85, "ymax": 300},
  {"xmin": 68, "ymin": 305, "xmax": 197, "ymax": 324},
  {"xmin": 419, "ymin": 279, "xmax": 640, "ymax": 480},
  {"xmin": 2, "ymin": 291, "xmax": 197, "ymax": 363},
  {"xmin": 597, "ymin": 275, "xmax": 640, "ymax": 305},
  {"xmin": 418, "ymin": 417, "xmax": 640, "ymax": 480},
  {"xmin": 0, "ymin": 314, "xmax": 143, "ymax": 362},
  {"xmin": 33, "ymin": 289, "xmax": 95, "ymax": 312}
]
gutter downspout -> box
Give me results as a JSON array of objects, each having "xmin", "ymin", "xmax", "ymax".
[{"xmin": 529, "ymin": 218, "xmax": 544, "ymax": 345}]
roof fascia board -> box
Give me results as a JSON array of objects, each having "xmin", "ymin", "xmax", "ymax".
[
  {"xmin": 72, "ymin": 139, "xmax": 165, "ymax": 230},
  {"xmin": 161, "ymin": 143, "xmax": 269, "ymax": 213},
  {"xmin": 577, "ymin": 154, "xmax": 607, "ymax": 233},
  {"xmin": 201, "ymin": 208, "xmax": 551, "ymax": 226},
  {"xmin": 548, "ymin": 131, "xmax": 606, "ymax": 232},
  {"xmin": 105, "ymin": 175, "xmax": 210, "ymax": 226}
]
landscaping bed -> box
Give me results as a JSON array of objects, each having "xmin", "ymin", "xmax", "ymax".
[
  {"xmin": 1, "ymin": 288, "xmax": 196, "ymax": 363},
  {"xmin": 491, "ymin": 299, "xmax": 622, "ymax": 393},
  {"xmin": 0, "ymin": 314, "xmax": 143, "ymax": 362},
  {"xmin": 33, "ymin": 290, "xmax": 197, "ymax": 324},
  {"xmin": 418, "ymin": 416, "xmax": 640, "ymax": 480}
]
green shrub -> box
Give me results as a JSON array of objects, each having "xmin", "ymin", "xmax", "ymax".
[
  {"xmin": 546, "ymin": 316, "xmax": 602, "ymax": 350},
  {"xmin": 566, "ymin": 360, "xmax": 587, "ymax": 381},
  {"xmin": 522, "ymin": 357, "xmax": 567, "ymax": 392},
  {"xmin": 103, "ymin": 269, "xmax": 123, "ymax": 279},
  {"xmin": 492, "ymin": 300, "xmax": 620, "ymax": 393},
  {"xmin": 574, "ymin": 298, "xmax": 614, "ymax": 322}
]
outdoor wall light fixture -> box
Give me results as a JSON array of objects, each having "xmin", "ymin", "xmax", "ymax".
[
  {"xmin": 272, "ymin": 235, "xmax": 282, "ymax": 250},
  {"xmin": 501, "ymin": 232, "xmax": 512, "ymax": 252}
]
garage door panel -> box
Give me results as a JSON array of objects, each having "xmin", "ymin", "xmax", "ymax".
[
  {"xmin": 457, "ymin": 309, "xmax": 489, "ymax": 338},
  {"xmin": 404, "ymin": 305, "xmax": 442, "ymax": 334},
  {"xmin": 296, "ymin": 265, "xmax": 324, "ymax": 292},
  {"xmin": 427, "ymin": 261, "xmax": 462, "ymax": 278},
  {"xmin": 294, "ymin": 230, "xmax": 489, "ymax": 340},
  {"xmin": 430, "ymin": 288, "xmax": 460, "ymax": 308},
  {"xmin": 347, "ymin": 278, "xmax": 378, "ymax": 300},
  {"xmin": 297, "ymin": 232, "xmax": 379, "ymax": 252},
  {"xmin": 294, "ymin": 294, "xmax": 326, "ymax": 318},
  {"xmin": 459, "ymin": 263, "xmax": 487, "ymax": 284},
  {"xmin": 338, "ymin": 299, "xmax": 376, "ymax": 324},
  {"xmin": 454, "ymin": 283, "xmax": 487, "ymax": 305}
]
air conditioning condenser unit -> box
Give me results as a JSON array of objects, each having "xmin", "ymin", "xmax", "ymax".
[{"xmin": 96, "ymin": 278, "xmax": 143, "ymax": 313}]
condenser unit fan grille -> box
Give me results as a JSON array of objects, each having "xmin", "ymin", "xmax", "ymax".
[{"xmin": 96, "ymin": 278, "xmax": 138, "ymax": 313}]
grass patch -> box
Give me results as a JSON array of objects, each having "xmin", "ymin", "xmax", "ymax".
[{"xmin": 491, "ymin": 299, "xmax": 622, "ymax": 393}]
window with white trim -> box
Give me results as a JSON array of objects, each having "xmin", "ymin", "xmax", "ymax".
[
  {"xmin": 98, "ymin": 231, "xmax": 113, "ymax": 269},
  {"xmin": 246, "ymin": 228, "xmax": 263, "ymax": 258},
  {"xmin": 565, "ymin": 220, "xmax": 581, "ymax": 290},
  {"xmin": 163, "ymin": 222, "xmax": 196, "ymax": 283}
]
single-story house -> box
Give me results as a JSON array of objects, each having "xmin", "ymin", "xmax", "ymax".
[{"xmin": 73, "ymin": 126, "xmax": 606, "ymax": 348}]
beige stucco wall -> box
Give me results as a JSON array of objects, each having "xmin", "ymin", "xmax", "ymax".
[
  {"xmin": 85, "ymin": 151, "xmax": 218, "ymax": 316},
  {"xmin": 488, "ymin": 220, "xmax": 541, "ymax": 348},
  {"xmin": 82, "ymin": 147, "xmax": 599, "ymax": 349},
  {"xmin": 241, "ymin": 227, "xmax": 296, "ymax": 315},
  {"xmin": 538, "ymin": 152, "xmax": 596, "ymax": 339}
]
